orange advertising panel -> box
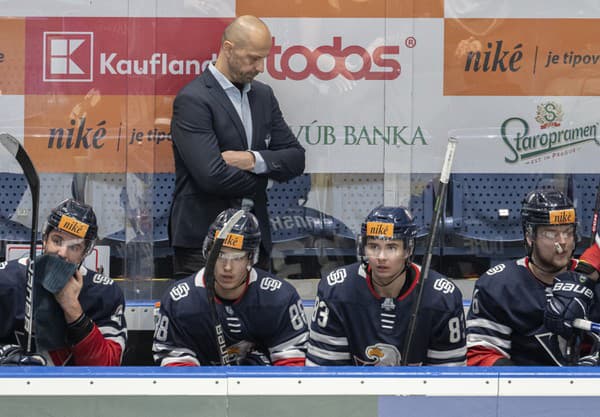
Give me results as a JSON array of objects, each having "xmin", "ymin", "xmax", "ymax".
[
  {"xmin": 238, "ymin": 0, "xmax": 443, "ymax": 18},
  {"xmin": 0, "ymin": 18, "xmax": 25, "ymax": 95},
  {"xmin": 24, "ymin": 95, "xmax": 174, "ymax": 173},
  {"xmin": 445, "ymin": 19, "xmax": 600, "ymax": 96}
]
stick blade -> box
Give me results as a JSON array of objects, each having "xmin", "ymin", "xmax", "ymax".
[
  {"xmin": 216, "ymin": 210, "xmax": 245, "ymax": 239},
  {"xmin": 0, "ymin": 132, "xmax": 39, "ymax": 191},
  {"xmin": 0, "ymin": 133, "xmax": 21, "ymax": 158}
]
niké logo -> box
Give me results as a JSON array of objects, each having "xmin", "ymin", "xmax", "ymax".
[
  {"xmin": 464, "ymin": 40, "xmax": 523, "ymax": 72},
  {"xmin": 47, "ymin": 117, "xmax": 107, "ymax": 149},
  {"xmin": 549, "ymin": 209, "xmax": 575, "ymax": 225},
  {"xmin": 58, "ymin": 215, "xmax": 89, "ymax": 238},
  {"xmin": 366, "ymin": 221, "xmax": 393, "ymax": 238}
]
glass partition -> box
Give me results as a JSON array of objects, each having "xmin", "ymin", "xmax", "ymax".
[{"xmin": 1, "ymin": 1, "xmax": 600, "ymax": 365}]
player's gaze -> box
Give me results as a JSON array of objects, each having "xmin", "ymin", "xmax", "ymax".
[
  {"xmin": 537, "ymin": 227, "xmax": 575, "ymax": 241},
  {"xmin": 364, "ymin": 241, "xmax": 406, "ymax": 258},
  {"xmin": 47, "ymin": 233, "xmax": 87, "ymax": 258},
  {"xmin": 216, "ymin": 250, "xmax": 250, "ymax": 265}
]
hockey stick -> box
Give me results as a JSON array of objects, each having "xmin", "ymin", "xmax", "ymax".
[
  {"xmin": 401, "ymin": 137, "xmax": 457, "ymax": 365},
  {"xmin": 573, "ymin": 318, "xmax": 600, "ymax": 335},
  {"xmin": 204, "ymin": 209, "xmax": 245, "ymax": 366},
  {"xmin": 0, "ymin": 133, "xmax": 40, "ymax": 355}
]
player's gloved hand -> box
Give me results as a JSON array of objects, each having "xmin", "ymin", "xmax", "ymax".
[
  {"xmin": 578, "ymin": 333, "xmax": 600, "ymax": 367},
  {"xmin": 545, "ymin": 271, "xmax": 596, "ymax": 338},
  {"xmin": 237, "ymin": 350, "xmax": 271, "ymax": 366},
  {"xmin": 576, "ymin": 231, "xmax": 600, "ymax": 276},
  {"xmin": 0, "ymin": 344, "xmax": 47, "ymax": 366}
]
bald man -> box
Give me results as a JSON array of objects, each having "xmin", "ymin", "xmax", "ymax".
[{"xmin": 169, "ymin": 16, "xmax": 305, "ymax": 278}]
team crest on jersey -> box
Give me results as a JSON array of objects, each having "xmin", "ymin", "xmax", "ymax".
[
  {"xmin": 260, "ymin": 277, "xmax": 282, "ymax": 291},
  {"xmin": 92, "ymin": 274, "xmax": 113, "ymax": 285},
  {"xmin": 226, "ymin": 340, "xmax": 253, "ymax": 363},
  {"xmin": 170, "ymin": 282, "xmax": 190, "ymax": 301},
  {"xmin": 356, "ymin": 343, "xmax": 402, "ymax": 366},
  {"xmin": 486, "ymin": 264, "xmax": 506, "ymax": 275},
  {"xmin": 326, "ymin": 268, "xmax": 347, "ymax": 286},
  {"xmin": 433, "ymin": 278, "xmax": 455, "ymax": 294}
]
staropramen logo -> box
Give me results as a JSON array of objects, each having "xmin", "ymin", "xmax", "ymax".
[
  {"xmin": 500, "ymin": 102, "xmax": 599, "ymax": 164},
  {"xmin": 535, "ymin": 102, "xmax": 563, "ymax": 129}
]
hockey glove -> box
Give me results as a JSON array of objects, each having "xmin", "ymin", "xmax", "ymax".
[
  {"xmin": 578, "ymin": 333, "xmax": 600, "ymax": 367},
  {"xmin": 237, "ymin": 350, "xmax": 271, "ymax": 366},
  {"xmin": 545, "ymin": 271, "xmax": 596, "ymax": 338},
  {"xmin": 0, "ymin": 344, "xmax": 47, "ymax": 366},
  {"xmin": 576, "ymin": 231, "xmax": 600, "ymax": 277}
]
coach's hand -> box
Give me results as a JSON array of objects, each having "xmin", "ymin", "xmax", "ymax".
[{"xmin": 545, "ymin": 271, "xmax": 596, "ymax": 338}]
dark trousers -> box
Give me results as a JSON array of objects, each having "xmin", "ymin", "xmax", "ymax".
[{"xmin": 172, "ymin": 246, "xmax": 206, "ymax": 280}]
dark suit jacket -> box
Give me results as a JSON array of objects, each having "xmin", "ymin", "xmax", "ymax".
[{"xmin": 169, "ymin": 69, "xmax": 305, "ymax": 254}]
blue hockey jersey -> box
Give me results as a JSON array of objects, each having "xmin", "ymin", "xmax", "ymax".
[
  {"xmin": 153, "ymin": 267, "xmax": 309, "ymax": 366},
  {"xmin": 466, "ymin": 257, "xmax": 600, "ymax": 366},
  {"xmin": 0, "ymin": 257, "xmax": 127, "ymax": 366},
  {"xmin": 306, "ymin": 262, "xmax": 466, "ymax": 366}
]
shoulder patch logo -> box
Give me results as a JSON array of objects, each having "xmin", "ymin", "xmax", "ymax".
[
  {"xmin": 260, "ymin": 277, "xmax": 282, "ymax": 291},
  {"xmin": 433, "ymin": 277, "xmax": 455, "ymax": 294},
  {"xmin": 170, "ymin": 282, "xmax": 190, "ymax": 301},
  {"xmin": 92, "ymin": 274, "xmax": 113, "ymax": 285},
  {"xmin": 326, "ymin": 268, "xmax": 347, "ymax": 286},
  {"xmin": 486, "ymin": 264, "xmax": 506, "ymax": 275}
]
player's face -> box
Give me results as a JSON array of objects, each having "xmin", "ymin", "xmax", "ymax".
[
  {"xmin": 365, "ymin": 238, "xmax": 411, "ymax": 283},
  {"xmin": 43, "ymin": 229, "xmax": 87, "ymax": 265},
  {"xmin": 530, "ymin": 224, "xmax": 575, "ymax": 270},
  {"xmin": 223, "ymin": 35, "xmax": 271, "ymax": 84},
  {"xmin": 214, "ymin": 247, "xmax": 252, "ymax": 299}
]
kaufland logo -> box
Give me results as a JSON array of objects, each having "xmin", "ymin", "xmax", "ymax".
[
  {"xmin": 41, "ymin": 30, "xmax": 213, "ymax": 82},
  {"xmin": 43, "ymin": 32, "xmax": 94, "ymax": 82}
]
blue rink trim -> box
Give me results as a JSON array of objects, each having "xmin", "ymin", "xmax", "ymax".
[
  {"xmin": 0, "ymin": 366, "xmax": 600, "ymax": 378},
  {"xmin": 378, "ymin": 396, "xmax": 600, "ymax": 417},
  {"xmin": 126, "ymin": 300, "xmax": 158, "ymax": 307}
]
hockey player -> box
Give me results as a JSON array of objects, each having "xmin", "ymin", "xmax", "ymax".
[
  {"xmin": 466, "ymin": 189, "xmax": 600, "ymax": 366},
  {"xmin": 544, "ymin": 227, "xmax": 600, "ymax": 341},
  {"xmin": 306, "ymin": 206, "xmax": 466, "ymax": 366},
  {"xmin": 153, "ymin": 209, "xmax": 308, "ymax": 366},
  {"xmin": 0, "ymin": 199, "xmax": 127, "ymax": 366}
]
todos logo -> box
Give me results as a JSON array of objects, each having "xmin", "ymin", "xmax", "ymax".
[{"xmin": 267, "ymin": 36, "xmax": 403, "ymax": 81}]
